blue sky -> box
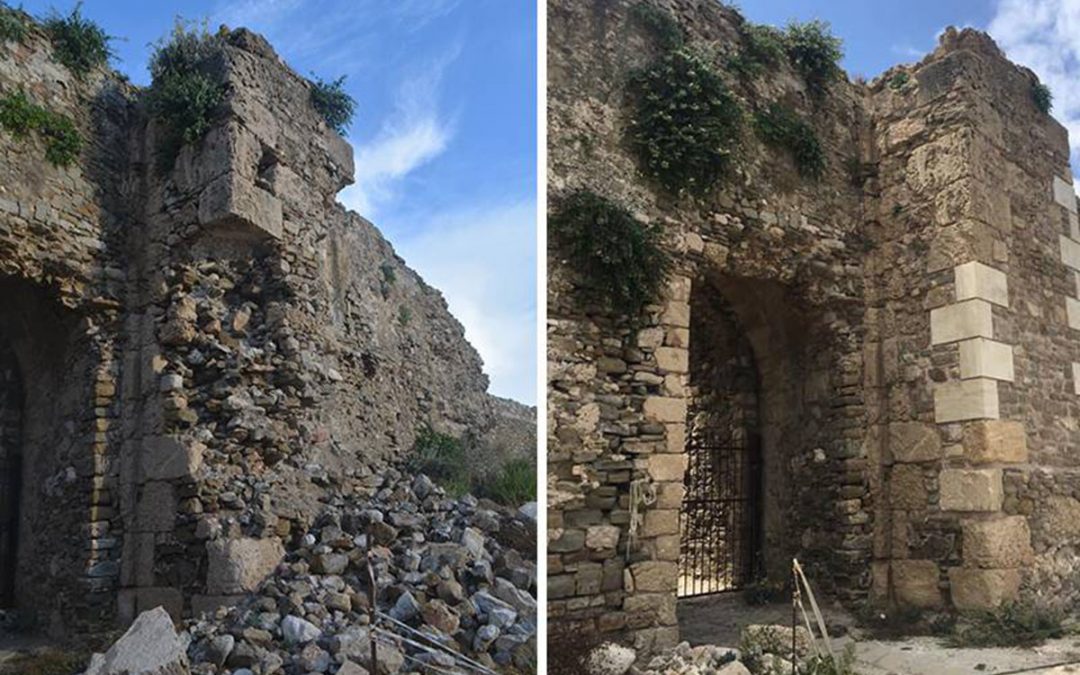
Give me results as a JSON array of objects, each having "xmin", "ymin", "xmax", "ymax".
[
  {"xmin": 742, "ymin": 0, "xmax": 1080, "ymax": 176},
  {"xmin": 22, "ymin": 0, "xmax": 538, "ymax": 405}
]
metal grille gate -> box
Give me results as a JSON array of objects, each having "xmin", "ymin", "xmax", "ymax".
[{"xmin": 678, "ymin": 427, "xmax": 761, "ymax": 597}]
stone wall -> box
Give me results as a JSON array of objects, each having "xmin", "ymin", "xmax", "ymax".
[
  {"xmin": 548, "ymin": 0, "xmax": 1077, "ymax": 654},
  {"xmin": 0, "ymin": 21, "xmax": 519, "ymax": 638}
]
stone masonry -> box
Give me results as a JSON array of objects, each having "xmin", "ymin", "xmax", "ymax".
[
  {"xmin": 0, "ymin": 22, "xmax": 529, "ymax": 638},
  {"xmin": 548, "ymin": 0, "xmax": 1077, "ymax": 655}
]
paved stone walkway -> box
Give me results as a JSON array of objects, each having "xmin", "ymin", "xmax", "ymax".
[{"xmin": 678, "ymin": 594, "xmax": 1080, "ymax": 675}]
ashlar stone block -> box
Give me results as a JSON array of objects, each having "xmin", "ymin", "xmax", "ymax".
[
  {"xmin": 1068, "ymin": 297, "xmax": 1080, "ymax": 330},
  {"xmin": 642, "ymin": 397, "xmax": 686, "ymax": 424},
  {"xmin": 930, "ymin": 300, "xmax": 993, "ymax": 345},
  {"xmin": 1053, "ymin": 175, "xmax": 1077, "ymax": 214},
  {"xmin": 206, "ymin": 536, "xmax": 285, "ymax": 595},
  {"xmin": 954, "ymin": 261, "xmax": 1008, "ymax": 306},
  {"xmin": 891, "ymin": 559, "xmax": 943, "ymax": 609},
  {"xmin": 948, "ymin": 567, "xmax": 1021, "ymax": 611},
  {"xmin": 1074, "ymin": 363, "xmax": 1080, "ymax": 395},
  {"xmin": 934, "ymin": 378, "xmax": 999, "ymax": 422},
  {"xmin": 888, "ymin": 422, "xmax": 942, "ymax": 463},
  {"xmin": 958, "ymin": 338, "xmax": 1014, "ymax": 381},
  {"xmin": 939, "ymin": 468, "xmax": 1003, "ymax": 512},
  {"xmin": 961, "ymin": 420, "xmax": 1028, "ymax": 463},
  {"xmin": 647, "ymin": 453, "xmax": 687, "ymax": 482},
  {"xmin": 1060, "ymin": 234, "xmax": 1080, "ymax": 272},
  {"xmin": 961, "ymin": 516, "xmax": 1033, "ymax": 568},
  {"xmin": 198, "ymin": 171, "xmax": 283, "ymax": 240}
]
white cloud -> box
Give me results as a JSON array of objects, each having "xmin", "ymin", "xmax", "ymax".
[
  {"xmin": 388, "ymin": 200, "xmax": 538, "ymax": 405},
  {"xmin": 338, "ymin": 48, "xmax": 458, "ymax": 219},
  {"xmin": 988, "ymin": 0, "xmax": 1080, "ymax": 170}
]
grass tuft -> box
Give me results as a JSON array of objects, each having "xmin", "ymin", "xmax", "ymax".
[
  {"xmin": 42, "ymin": 2, "xmax": 112, "ymax": 77},
  {"xmin": 0, "ymin": 3, "xmax": 28, "ymax": 44}
]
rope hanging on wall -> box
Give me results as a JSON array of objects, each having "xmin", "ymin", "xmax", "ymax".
[{"xmin": 626, "ymin": 478, "xmax": 657, "ymax": 561}]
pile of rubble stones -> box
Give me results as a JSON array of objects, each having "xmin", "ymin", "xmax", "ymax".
[{"xmin": 89, "ymin": 468, "xmax": 537, "ymax": 674}]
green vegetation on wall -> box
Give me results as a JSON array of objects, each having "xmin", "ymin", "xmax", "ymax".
[
  {"xmin": 753, "ymin": 103, "xmax": 825, "ymax": 179},
  {"xmin": 627, "ymin": 47, "xmax": 743, "ymax": 194},
  {"xmin": 310, "ymin": 75, "xmax": 356, "ymax": 134},
  {"xmin": 727, "ymin": 23, "xmax": 785, "ymax": 78},
  {"xmin": 550, "ymin": 190, "xmax": 671, "ymax": 319},
  {"xmin": 630, "ymin": 1, "xmax": 684, "ymax": 51},
  {"xmin": 42, "ymin": 3, "xmax": 112, "ymax": 77},
  {"xmin": 888, "ymin": 71, "xmax": 910, "ymax": 90},
  {"xmin": 0, "ymin": 3, "xmax": 28, "ymax": 44},
  {"xmin": 146, "ymin": 21, "xmax": 226, "ymax": 171},
  {"xmin": 0, "ymin": 89, "xmax": 81, "ymax": 166},
  {"xmin": 1032, "ymin": 82, "xmax": 1053, "ymax": 114},
  {"xmin": 782, "ymin": 19, "xmax": 843, "ymax": 96}
]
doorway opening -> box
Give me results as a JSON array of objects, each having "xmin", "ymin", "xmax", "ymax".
[
  {"xmin": 0, "ymin": 335, "xmax": 22, "ymax": 608},
  {"xmin": 678, "ymin": 282, "xmax": 763, "ymax": 597}
]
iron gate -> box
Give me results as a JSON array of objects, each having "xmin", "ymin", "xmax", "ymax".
[{"xmin": 678, "ymin": 428, "xmax": 761, "ymax": 597}]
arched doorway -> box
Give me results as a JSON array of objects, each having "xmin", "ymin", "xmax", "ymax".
[
  {"xmin": 679, "ymin": 282, "xmax": 763, "ymax": 596},
  {"xmin": 0, "ymin": 335, "xmax": 21, "ymax": 607}
]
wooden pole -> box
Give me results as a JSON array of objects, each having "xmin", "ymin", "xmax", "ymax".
[{"xmin": 791, "ymin": 559, "xmax": 797, "ymax": 675}]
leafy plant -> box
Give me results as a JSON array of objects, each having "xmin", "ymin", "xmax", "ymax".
[
  {"xmin": 310, "ymin": 75, "xmax": 356, "ymax": 134},
  {"xmin": 630, "ymin": 1, "xmax": 683, "ymax": 51},
  {"xmin": 146, "ymin": 20, "xmax": 226, "ymax": 171},
  {"xmin": 408, "ymin": 425, "xmax": 469, "ymax": 495},
  {"xmin": 42, "ymin": 2, "xmax": 112, "ymax": 77},
  {"xmin": 802, "ymin": 644, "xmax": 859, "ymax": 675},
  {"xmin": 550, "ymin": 190, "xmax": 672, "ymax": 319},
  {"xmin": 888, "ymin": 71, "xmax": 910, "ymax": 90},
  {"xmin": 0, "ymin": 3, "xmax": 28, "ymax": 44},
  {"xmin": 753, "ymin": 103, "xmax": 825, "ymax": 179},
  {"xmin": 1033, "ymin": 82, "xmax": 1053, "ymax": 114},
  {"xmin": 480, "ymin": 458, "xmax": 536, "ymax": 505},
  {"xmin": 627, "ymin": 47, "xmax": 743, "ymax": 194},
  {"xmin": 783, "ymin": 19, "xmax": 843, "ymax": 96},
  {"xmin": 948, "ymin": 601, "xmax": 1067, "ymax": 648},
  {"xmin": 0, "ymin": 89, "xmax": 81, "ymax": 166},
  {"xmin": 398, "ymin": 305, "xmax": 412, "ymax": 325},
  {"xmin": 727, "ymin": 22, "xmax": 785, "ymax": 78}
]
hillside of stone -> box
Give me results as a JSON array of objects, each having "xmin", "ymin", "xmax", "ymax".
[{"xmin": 0, "ymin": 13, "xmax": 534, "ymax": 638}]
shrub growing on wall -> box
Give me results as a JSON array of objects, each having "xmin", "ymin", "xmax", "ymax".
[
  {"xmin": 1032, "ymin": 82, "xmax": 1052, "ymax": 114},
  {"xmin": 753, "ymin": 103, "xmax": 825, "ymax": 179},
  {"xmin": 43, "ymin": 3, "xmax": 112, "ymax": 77},
  {"xmin": 727, "ymin": 23, "xmax": 785, "ymax": 78},
  {"xmin": 0, "ymin": 89, "xmax": 81, "ymax": 166},
  {"xmin": 630, "ymin": 1, "xmax": 684, "ymax": 50},
  {"xmin": 310, "ymin": 75, "xmax": 356, "ymax": 134},
  {"xmin": 146, "ymin": 21, "xmax": 226, "ymax": 171},
  {"xmin": 550, "ymin": 190, "xmax": 671, "ymax": 319},
  {"xmin": 783, "ymin": 19, "xmax": 843, "ymax": 96},
  {"xmin": 0, "ymin": 4, "xmax": 27, "ymax": 44},
  {"xmin": 627, "ymin": 47, "xmax": 743, "ymax": 194}
]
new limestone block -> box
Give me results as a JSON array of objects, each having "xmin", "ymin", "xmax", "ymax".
[
  {"xmin": 958, "ymin": 338, "xmax": 1014, "ymax": 381},
  {"xmin": 1068, "ymin": 297, "xmax": 1080, "ymax": 330},
  {"xmin": 930, "ymin": 299, "xmax": 994, "ymax": 344},
  {"xmin": 934, "ymin": 378, "xmax": 999, "ymax": 422},
  {"xmin": 1060, "ymin": 234, "xmax": 1080, "ymax": 271},
  {"xmin": 954, "ymin": 261, "xmax": 1008, "ymax": 306},
  {"xmin": 1053, "ymin": 175, "xmax": 1077, "ymax": 213},
  {"xmin": 940, "ymin": 468, "xmax": 1003, "ymax": 512}
]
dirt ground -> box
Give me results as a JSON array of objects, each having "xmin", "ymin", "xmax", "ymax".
[{"xmin": 678, "ymin": 594, "xmax": 1080, "ymax": 675}]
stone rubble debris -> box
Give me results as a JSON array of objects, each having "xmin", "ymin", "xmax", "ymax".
[{"xmin": 85, "ymin": 468, "xmax": 537, "ymax": 674}]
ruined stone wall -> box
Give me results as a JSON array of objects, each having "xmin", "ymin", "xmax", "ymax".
[
  {"xmin": 548, "ymin": 0, "xmax": 1079, "ymax": 655},
  {"xmin": 0, "ymin": 23, "xmax": 513, "ymax": 638},
  {"xmin": 548, "ymin": 0, "xmax": 871, "ymax": 653}
]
